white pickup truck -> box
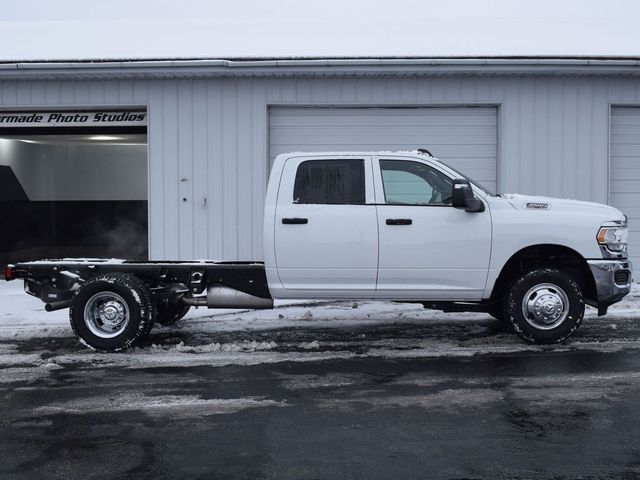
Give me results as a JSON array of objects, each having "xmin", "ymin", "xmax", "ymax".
[{"xmin": 5, "ymin": 150, "xmax": 633, "ymax": 351}]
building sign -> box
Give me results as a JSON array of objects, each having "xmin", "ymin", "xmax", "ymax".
[{"xmin": 0, "ymin": 110, "xmax": 147, "ymax": 128}]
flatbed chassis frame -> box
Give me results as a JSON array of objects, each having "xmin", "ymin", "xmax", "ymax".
[{"xmin": 7, "ymin": 259, "xmax": 271, "ymax": 308}]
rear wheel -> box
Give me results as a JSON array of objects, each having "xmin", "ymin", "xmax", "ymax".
[
  {"xmin": 70, "ymin": 273, "xmax": 154, "ymax": 352},
  {"xmin": 506, "ymin": 267, "xmax": 584, "ymax": 344}
]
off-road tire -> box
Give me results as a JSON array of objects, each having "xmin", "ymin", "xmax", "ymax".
[
  {"xmin": 70, "ymin": 273, "xmax": 154, "ymax": 352},
  {"xmin": 506, "ymin": 267, "xmax": 584, "ymax": 344}
]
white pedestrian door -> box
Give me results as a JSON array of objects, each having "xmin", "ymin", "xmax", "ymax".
[
  {"xmin": 374, "ymin": 157, "xmax": 492, "ymax": 299},
  {"xmin": 274, "ymin": 156, "xmax": 378, "ymax": 293}
]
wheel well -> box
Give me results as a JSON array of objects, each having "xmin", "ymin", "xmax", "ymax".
[{"xmin": 491, "ymin": 244, "xmax": 596, "ymax": 303}]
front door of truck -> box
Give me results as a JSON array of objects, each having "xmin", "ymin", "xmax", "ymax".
[
  {"xmin": 374, "ymin": 157, "xmax": 491, "ymax": 299},
  {"xmin": 274, "ymin": 156, "xmax": 378, "ymax": 295}
]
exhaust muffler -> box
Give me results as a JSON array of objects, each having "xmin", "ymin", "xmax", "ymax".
[{"xmin": 182, "ymin": 286, "xmax": 273, "ymax": 309}]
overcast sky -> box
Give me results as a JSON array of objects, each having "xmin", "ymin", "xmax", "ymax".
[{"xmin": 1, "ymin": 0, "xmax": 640, "ymax": 60}]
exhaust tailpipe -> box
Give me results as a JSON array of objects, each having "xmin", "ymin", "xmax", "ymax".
[{"xmin": 45, "ymin": 300, "xmax": 73, "ymax": 312}]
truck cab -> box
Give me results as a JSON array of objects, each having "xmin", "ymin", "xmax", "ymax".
[{"xmin": 265, "ymin": 152, "xmax": 492, "ymax": 300}]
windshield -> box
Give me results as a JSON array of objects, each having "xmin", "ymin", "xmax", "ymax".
[{"xmin": 434, "ymin": 159, "xmax": 495, "ymax": 196}]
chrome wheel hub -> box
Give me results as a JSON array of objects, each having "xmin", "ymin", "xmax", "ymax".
[
  {"xmin": 521, "ymin": 283, "xmax": 569, "ymax": 330},
  {"xmin": 84, "ymin": 292, "xmax": 130, "ymax": 338},
  {"xmin": 100, "ymin": 300, "xmax": 126, "ymax": 325}
]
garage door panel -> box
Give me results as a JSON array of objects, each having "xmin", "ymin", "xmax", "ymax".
[
  {"xmin": 609, "ymin": 194, "xmax": 640, "ymax": 207},
  {"xmin": 270, "ymin": 130, "xmax": 497, "ymax": 145},
  {"xmin": 270, "ymin": 118, "xmax": 498, "ymax": 128},
  {"xmin": 611, "ymin": 117, "xmax": 640, "ymax": 127},
  {"xmin": 610, "ymin": 172, "xmax": 640, "ymax": 183},
  {"xmin": 271, "ymin": 143, "xmax": 496, "ymax": 157},
  {"xmin": 269, "ymin": 106, "xmax": 498, "ymax": 195},
  {"xmin": 610, "ymin": 131, "xmax": 640, "ymax": 142},
  {"xmin": 607, "ymin": 174, "xmax": 640, "ymax": 183},
  {"xmin": 271, "ymin": 114, "xmax": 497, "ymax": 127},
  {"xmin": 611, "ymin": 144, "xmax": 640, "ymax": 157},
  {"xmin": 272, "ymin": 107, "xmax": 495, "ymax": 116},
  {"xmin": 611, "ymin": 128, "xmax": 640, "ymax": 136},
  {"xmin": 271, "ymin": 108, "xmax": 497, "ymax": 124},
  {"xmin": 610, "ymin": 106, "xmax": 640, "ymax": 271},
  {"xmin": 608, "ymin": 158, "xmax": 640, "ymax": 169}
]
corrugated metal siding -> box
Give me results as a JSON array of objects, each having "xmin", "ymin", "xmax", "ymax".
[
  {"xmin": 610, "ymin": 107, "xmax": 640, "ymax": 267},
  {"xmin": 1, "ymin": 76, "xmax": 640, "ymax": 261}
]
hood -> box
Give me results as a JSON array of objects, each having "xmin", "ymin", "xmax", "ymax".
[{"xmin": 500, "ymin": 194, "xmax": 626, "ymax": 221}]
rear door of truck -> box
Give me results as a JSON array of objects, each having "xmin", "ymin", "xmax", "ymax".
[{"xmin": 273, "ymin": 155, "xmax": 378, "ymax": 293}]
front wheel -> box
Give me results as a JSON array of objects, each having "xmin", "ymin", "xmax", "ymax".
[{"xmin": 506, "ymin": 267, "xmax": 584, "ymax": 344}]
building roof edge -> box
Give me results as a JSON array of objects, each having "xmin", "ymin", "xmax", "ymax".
[{"xmin": 1, "ymin": 57, "xmax": 640, "ymax": 79}]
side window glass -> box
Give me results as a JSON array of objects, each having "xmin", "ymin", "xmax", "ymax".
[
  {"xmin": 293, "ymin": 160, "xmax": 365, "ymax": 205},
  {"xmin": 380, "ymin": 160, "xmax": 453, "ymax": 206}
]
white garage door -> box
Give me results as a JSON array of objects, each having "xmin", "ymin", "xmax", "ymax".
[
  {"xmin": 611, "ymin": 107, "xmax": 640, "ymax": 269},
  {"xmin": 269, "ymin": 107, "xmax": 498, "ymax": 193}
]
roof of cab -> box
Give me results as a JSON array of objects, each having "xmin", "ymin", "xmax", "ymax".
[{"xmin": 275, "ymin": 150, "xmax": 435, "ymax": 159}]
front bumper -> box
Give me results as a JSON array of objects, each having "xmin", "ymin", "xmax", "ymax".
[{"xmin": 587, "ymin": 259, "xmax": 633, "ymax": 308}]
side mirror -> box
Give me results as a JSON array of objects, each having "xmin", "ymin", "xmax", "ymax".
[{"xmin": 451, "ymin": 179, "xmax": 485, "ymax": 213}]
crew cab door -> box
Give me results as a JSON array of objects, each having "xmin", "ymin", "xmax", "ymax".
[
  {"xmin": 374, "ymin": 156, "xmax": 491, "ymax": 299},
  {"xmin": 273, "ymin": 156, "xmax": 378, "ymax": 294}
]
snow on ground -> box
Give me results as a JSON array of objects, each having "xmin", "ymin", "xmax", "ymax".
[
  {"xmin": 34, "ymin": 394, "xmax": 286, "ymax": 418},
  {"xmin": 0, "ymin": 280, "xmax": 639, "ymax": 371},
  {"xmin": 2, "ymin": 280, "xmax": 639, "ymax": 335}
]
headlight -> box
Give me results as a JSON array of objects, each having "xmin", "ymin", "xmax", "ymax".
[{"xmin": 597, "ymin": 226, "xmax": 628, "ymax": 252}]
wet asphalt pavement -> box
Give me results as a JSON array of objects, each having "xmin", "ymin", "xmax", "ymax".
[{"xmin": 3, "ymin": 311, "xmax": 640, "ymax": 479}]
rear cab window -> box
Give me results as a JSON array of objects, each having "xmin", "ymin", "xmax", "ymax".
[{"xmin": 293, "ymin": 159, "xmax": 365, "ymax": 205}]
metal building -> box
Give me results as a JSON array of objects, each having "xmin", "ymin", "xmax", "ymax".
[{"xmin": 0, "ymin": 58, "xmax": 639, "ymax": 268}]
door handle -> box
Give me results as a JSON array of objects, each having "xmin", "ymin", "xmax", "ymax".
[
  {"xmin": 386, "ymin": 218, "xmax": 412, "ymax": 225},
  {"xmin": 282, "ymin": 217, "xmax": 308, "ymax": 225}
]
